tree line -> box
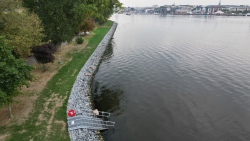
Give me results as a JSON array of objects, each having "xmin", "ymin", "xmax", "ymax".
[{"xmin": 0, "ymin": 0, "xmax": 122, "ymax": 117}]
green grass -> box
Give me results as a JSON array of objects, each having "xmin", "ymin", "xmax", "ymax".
[
  {"xmin": 102, "ymin": 20, "xmax": 114, "ymax": 27},
  {"xmin": 4, "ymin": 21, "xmax": 113, "ymax": 141}
]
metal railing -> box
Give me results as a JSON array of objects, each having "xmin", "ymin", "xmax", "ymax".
[{"xmin": 68, "ymin": 115, "xmax": 115, "ymax": 131}]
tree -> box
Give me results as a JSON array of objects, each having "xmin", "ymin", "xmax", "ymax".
[
  {"xmin": 0, "ymin": 0, "xmax": 21, "ymax": 12},
  {"xmin": 23, "ymin": 0, "xmax": 122, "ymax": 45},
  {"xmin": 23, "ymin": 0, "xmax": 85, "ymax": 45},
  {"xmin": 71, "ymin": 2, "xmax": 97, "ymax": 34},
  {"xmin": 0, "ymin": 89, "xmax": 8, "ymax": 107},
  {"xmin": 31, "ymin": 42, "xmax": 56, "ymax": 71},
  {"xmin": 0, "ymin": 36, "xmax": 33, "ymax": 118},
  {"xmin": 0, "ymin": 0, "xmax": 44, "ymax": 58},
  {"xmin": 80, "ymin": 18, "xmax": 95, "ymax": 35},
  {"xmin": 1, "ymin": 11, "xmax": 45, "ymax": 58},
  {"xmin": 85, "ymin": 0, "xmax": 123, "ymax": 24}
]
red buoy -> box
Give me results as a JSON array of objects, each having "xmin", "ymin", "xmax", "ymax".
[{"xmin": 68, "ymin": 109, "xmax": 76, "ymax": 117}]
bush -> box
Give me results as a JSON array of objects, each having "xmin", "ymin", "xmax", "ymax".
[
  {"xmin": 76, "ymin": 37, "xmax": 84, "ymax": 44},
  {"xmin": 31, "ymin": 42, "xmax": 55, "ymax": 71}
]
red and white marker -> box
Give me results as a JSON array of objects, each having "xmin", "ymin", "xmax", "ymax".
[{"xmin": 68, "ymin": 109, "xmax": 76, "ymax": 117}]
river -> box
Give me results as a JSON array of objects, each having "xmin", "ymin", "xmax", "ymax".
[{"xmin": 92, "ymin": 14, "xmax": 250, "ymax": 141}]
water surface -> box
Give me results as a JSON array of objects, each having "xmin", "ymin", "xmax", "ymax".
[{"xmin": 92, "ymin": 15, "xmax": 250, "ymax": 141}]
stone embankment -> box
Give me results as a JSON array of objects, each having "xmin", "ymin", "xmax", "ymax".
[{"xmin": 67, "ymin": 22, "xmax": 117, "ymax": 141}]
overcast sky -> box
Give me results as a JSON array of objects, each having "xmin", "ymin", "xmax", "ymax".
[{"xmin": 120, "ymin": 0, "xmax": 250, "ymax": 7}]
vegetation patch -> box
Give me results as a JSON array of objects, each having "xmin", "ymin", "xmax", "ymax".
[
  {"xmin": 76, "ymin": 37, "xmax": 84, "ymax": 44},
  {"xmin": 0, "ymin": 21, "xmax": 113, "ymax": 141}
]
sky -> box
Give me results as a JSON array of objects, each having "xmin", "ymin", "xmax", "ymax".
[{"xmin": 119, "ymin": 0, "xmax": 250, "ymax": 7}]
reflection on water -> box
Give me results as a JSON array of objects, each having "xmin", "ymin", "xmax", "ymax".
[
  {"xmin": 102, "ymin": 41, "xmax": 114, "ymax": 61},
  {"xmin": 92, "ymin": 81, "xmax": 125, "ymax": 116},
  {"xmin": 92, "ymin": 15, "xmax": 250, "ymax": 141},
  {"xmin": 92, "ymin": 41, "xmax": 126, "ymax": 116}
]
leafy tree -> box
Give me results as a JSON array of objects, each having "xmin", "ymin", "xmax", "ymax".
[
  {"xmin": 23, "ymin": 0, "xmax": 122, "ymax": 45},
  {"xmin": 0, "ymin": 0, "xmax": 44, "ymax": 58},
  {"xmin": 0, "ymin": 19, "xmax": 4, "ymax": 31},
  {"xmin": 1, "ymin": 11, "xmax": 44, "ymax": 58},
  {"xmin": 80, "ymin": 18, "xmax": 95, "ymax": 35},
  {"xmin": 23, "ymin": 0, "xmax": 86, "ymax": 45},
  {"xmin": 0, "ymin": 90, "xmax": 8, "ymax": 107},
  {"xmin": 71, "ymin": 3, "xmax": 97, "ymax": 34},
  {"xmin": 0, "ymin": 0, "xmax": 21, "ymax": 12},
  {"xmin": 0, "ymin": 36, "xmax": 33, "ymax": 118},
  {"xmin": 31, "ymin": 42, "xmax": 56, "ymax": 71},
  {"xmin": 85, "ymin": 0, "xmax": 123, "ymax": 24}
]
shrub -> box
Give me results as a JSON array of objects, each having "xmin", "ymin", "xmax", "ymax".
[
  {"xmin": 31, "ymin": 42, "xmax": 55, "ymax": 71},
  {"xmin": 76, "ymin": 37, "xmax": 84, "ymax": 44}
]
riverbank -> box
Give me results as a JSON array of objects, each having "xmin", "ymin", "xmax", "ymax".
[
  {"xmin": 0, "ymin": 21, "xmax": 114, "ymax": 141},
  {"xmin": 67, "ymin": 22, "xmax": 117, "ymax": 141}
]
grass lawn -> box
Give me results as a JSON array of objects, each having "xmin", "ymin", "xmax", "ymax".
[{"xmin": 1, "ymin": 20, "xmax": 113, "ymax": 141}]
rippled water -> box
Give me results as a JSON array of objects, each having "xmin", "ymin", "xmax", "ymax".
[{"xmin": 92, "ymin": 15, "xmax": 250, "ymax": 141}]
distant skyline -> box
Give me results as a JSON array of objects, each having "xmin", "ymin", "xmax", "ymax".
[{"xmin": 120, "ymin": 0, "xmax": 250, "ymax": 7}]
